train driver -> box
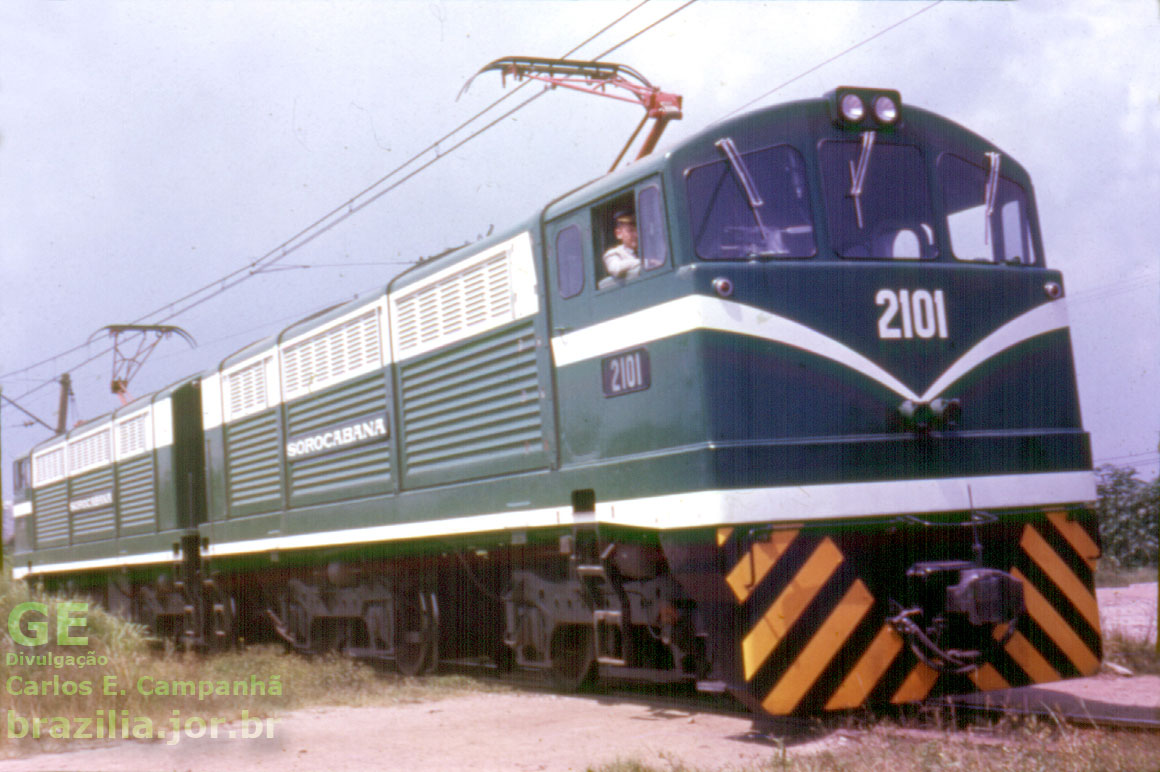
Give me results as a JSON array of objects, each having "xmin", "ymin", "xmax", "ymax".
[{"xmin": 602, "ymin": 210, "xmax": 641, "ymax": 281}]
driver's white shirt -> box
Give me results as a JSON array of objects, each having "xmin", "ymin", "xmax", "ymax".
[{"xmin": 603, "ymin": 244, "xmax": 641, "ymax": 279}]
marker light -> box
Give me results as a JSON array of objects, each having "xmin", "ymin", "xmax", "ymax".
[
  {"xmin": 840, "ymin": 93, "xmax": 866, "ymax": 122},
  {"xmin": 874, "ymin": 95, "xmax": 899, "ymax": 124}
]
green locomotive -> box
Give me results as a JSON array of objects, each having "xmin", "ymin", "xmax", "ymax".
[{"xmin": 11, "ymin": 87, "xmax": 1101, "ymax": 715}]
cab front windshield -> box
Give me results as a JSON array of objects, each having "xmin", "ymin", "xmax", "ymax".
[
  {"xmin": 819, "ymin": 139, "xmax": 938, "ymax": 260},
  {"xmin": 687, "ymin": 134, "xmax": 1039, "ymax": 265},
  {"xmin": 686, "ymin": 144, "xmax": 816, "ymax": 259}
]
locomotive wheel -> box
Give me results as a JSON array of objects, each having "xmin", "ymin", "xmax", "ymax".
[
  {"xmin": 395, "ymin": 589, "xmax": 439, "ymax": 677},
  {"xmin": 549, "ymin": 625, "xmax": 596, "ymax": 692}
]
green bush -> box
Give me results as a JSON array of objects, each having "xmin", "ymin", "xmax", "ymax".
[{"xmin": 1095, "ymin": 464, "xmax": 1159, "ymax": 568}]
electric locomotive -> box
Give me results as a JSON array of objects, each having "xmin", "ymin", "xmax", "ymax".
[{"xmin": 10, "ymin": 86, "xmax": 1101, "ymax": 716}]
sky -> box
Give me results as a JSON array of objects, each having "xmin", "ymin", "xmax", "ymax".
[{"xmin": 1, "ymin": 0, "xmax": 1158, "ymax": 523}]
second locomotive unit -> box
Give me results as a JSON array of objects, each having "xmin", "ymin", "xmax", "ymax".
[{"xmin": 11, "ymin": 86, "xmax": 1101, "ymax": 716}]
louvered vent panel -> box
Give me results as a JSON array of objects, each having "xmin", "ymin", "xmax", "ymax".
[
  {"xmin": 225, "ymin": 359, "xmax": 269, "ymax": 421},
  {"xmin": 286, "ymin": 374, "xmax": 392, "ymax": 499},
  {"xmin": 487, "ymin": 257, "xmax": 511, "ymax": 317},
  {"xmin": 69, "ymin": 430, "xmax": 112, "ymax": 474},
  {"xmin": 394, "ymin": 253, "xmax": 514, "ymax": 357},
  {"xmin": 34, "ymin": 483, "xmax": 69, "ymax": 547},
  {"xmin": 463, "ymin": 262, "xmax": 489, "ymax": 327},
  {"xmin": 34, "ymin": 447, "xmax": 66, "ymax": 486},
  {"xmin": 70, "ymin": 468, "xmax": 116, "ymax": 542},
  {"xmin": 225, "ymin": 410, "xmax": 283, "ymax": 512},
  {"xmin": 282, "ymin": 308, "xmax": 382, "ymax": 400},
  {"xmin": 400, "ymin": 319, "xmax": 544, "ymax": 477},
  {"xmin": 117, "ymin": 454, "xmax": 157, "ymax": 533},
  {"xmin": 117, "ymin": 413, "xmax": 150, "ymax": 459},
  {"xmin": 72, "ymin": 509, "xmax": 111, "ymax": 541},
  {"xmin": 395, "ymin": 296, "xmax": 419, "ymax": 352},
  {"xmin": 440, "ymin": 279, "xmax": 463, "ymax": 337},
  {"xmin": 418, "ymin": 287, "xmax": 440, "ymax": 343}
]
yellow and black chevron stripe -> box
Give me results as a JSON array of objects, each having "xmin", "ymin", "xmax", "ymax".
[
  {"xmin": 717, "ymin": 506, "xmax": 1101, "ymax": 715},
  {"xmin": 996, "ymin": 509, "xmax": 1102, "ymax": 684}
]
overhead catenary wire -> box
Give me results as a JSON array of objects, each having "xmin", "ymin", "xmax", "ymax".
[
  {"xmin": 715, "ymin": 0, "xmax": 944, "ymax": 123},
  {"xmin": 0, "ymin": 0, "xmax": 673, "ymax": 403},
  {"xmin": 7, "ymin": 0, "xmax": 945, "ymax": 404},
  {"xmin": 1092, "ymin": 451, "xmax": 1160, "ymax": 477},
  {"xmin": 141, "ymin": 5, "xmax": 702, "ymax": 329},
  {"xmin": 591, "ymin": 0, "xmax": 698, "ymax": 59},
  {"xmin": 1095, "ymin": 451, "xmax": 1160, "ymax": 466},
  {"xmin": 138, "ymin": 0, "xmax": 662, "ymax": 322}
]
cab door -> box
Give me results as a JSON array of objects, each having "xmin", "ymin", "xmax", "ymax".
[
  {"xmin": 543, "ymin": 178, "xmax": 676, "ymax": 468},
  {"xmin": 544, "ymin": 209, "xmax": 597, "ymax": 465}
]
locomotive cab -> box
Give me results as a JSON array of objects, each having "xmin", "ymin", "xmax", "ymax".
[
  {"xmin": 546, "ymin": 87, "xmax": 1086, "ymax": 493},
  {"xmin": 543, "ymin": 87, "xmax": 1098, "ymax": 712}
]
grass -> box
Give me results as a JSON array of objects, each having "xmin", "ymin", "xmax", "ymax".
[
  {"xmin": 1, "ymin": 557, "xmax": 503, "ymax": 756},
  {"xmin": 1103, "ymin": 630, "xmax": 1160, "ymax": 675},
  {"xmin": 590, "ymin": 718, "xmax": 1160, "ymax": 772},
  {"xmin": 1094, "ymin": 559, "xmax": 1159, "ymax": 674}
]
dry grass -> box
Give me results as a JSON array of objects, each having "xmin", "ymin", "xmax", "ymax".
[
  {"xmin": 592, "ymin": 718, "xmax": 1160, "ymax": 772},
  {"xmin": 1103, "ymin": 629, "xmax": 1160, "ymax": 676},
  {"xmin": 1, "ymin": 560, "xmax": 502, "ymax": 756}
]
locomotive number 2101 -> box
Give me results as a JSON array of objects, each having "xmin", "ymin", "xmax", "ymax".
[
  {"xmin": 602, "ymin": 348, "xmax": 651, "ymax": 397},
  {"xmin": 876, "ymin": 288, "xmax": 949, "ymax": 340}
]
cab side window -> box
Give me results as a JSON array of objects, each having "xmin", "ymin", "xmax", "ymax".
[
  {"xmin": 556, "ymin": 225, "xmax": 584, "ymax": 299},
  {"xmin": 594, "ymin": 180, "xmax": 669, "ymax": 290},
  {"xmin": 638, "ymin": 184, "xmax": 668, "ymax": 271}
]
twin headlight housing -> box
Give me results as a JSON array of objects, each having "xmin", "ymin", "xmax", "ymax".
[{"xmin": 830, "ymin": 87, "xmax": 903, "ymax": 130}]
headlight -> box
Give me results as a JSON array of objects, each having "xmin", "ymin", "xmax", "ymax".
[
  {"xmin": 829, "ymin": 88, "xmax": 903, "ymax": 129},
  {"xmin": 840, "ymin": 93, "xmax": 866, "ymax": 122},
  {"xmin": 873, "ymin": 95, "xmax": 899, "ymax": 124}
]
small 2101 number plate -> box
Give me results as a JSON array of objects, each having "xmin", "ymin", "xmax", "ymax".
[{"xmin": 602, "ymin": 348, "xmax": 651, "ymax": 397}]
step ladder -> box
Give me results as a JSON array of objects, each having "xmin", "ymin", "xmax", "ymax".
[{"xmin": 576, "ymin": 551, "xmax": 628, "ymax": 666}]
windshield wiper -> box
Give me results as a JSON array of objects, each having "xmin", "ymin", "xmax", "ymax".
[
  {"xmin": 984, "ymin": 151, "xmax": 1001, "ymax": 246},
  {"xmin": 716, "ymin": 137, "xmax": 765, "ymax": 220},
  {"xmin": 715, "ymin": 137, "xmax": 788, "ymax": 256},
  {"xmin": 848, "ymin": 131, "xmax": 875, "ymax": 229}
]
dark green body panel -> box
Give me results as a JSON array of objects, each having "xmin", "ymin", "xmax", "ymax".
[
  {"xmin": 201, "ymin": 227, "xmax": 567, "ymax": 557},
  {"xmin": 12, "ymin": 379, "xmax": 204, "ymax": 574},
  {"xmin": 224, "ymin": 409, "xmax": 284, "ymax": 516},
  {"xmin": 397, "ymin": 318, "xmax": 549, "ymax": 486},
  {"xmin": 286, "ymin": 371, "xmax": 393, "ymax": 509}
]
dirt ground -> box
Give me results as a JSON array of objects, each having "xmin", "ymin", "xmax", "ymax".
[
  {"xmin": 2, "ymin": 582, "xmax": 1156, "ymax": 772},
  {"xmin": 1096, "ymin": 581, "xmax": 1158, "ymax": 644}
]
